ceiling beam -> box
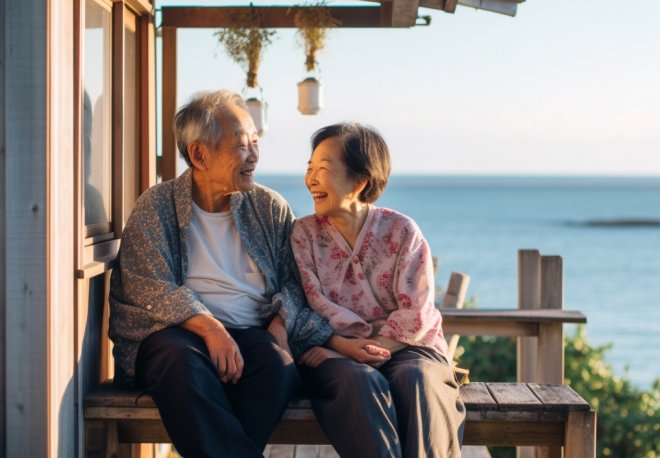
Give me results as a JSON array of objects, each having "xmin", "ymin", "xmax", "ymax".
[
  {"xmin": 418, "ymin": 0, "xmax": 458, "ymax": 13},
  {"xmin": 388, "ymin": 0, "xmax": 421, "ymax": 27},
  {"xmin": 160, "ymin": 6, "xmax": 415, "ymax": 29}
]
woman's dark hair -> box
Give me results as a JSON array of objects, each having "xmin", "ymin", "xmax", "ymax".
[{"xmin": 311, "ymin": 122, "xmax": 391, "ymax": 203}]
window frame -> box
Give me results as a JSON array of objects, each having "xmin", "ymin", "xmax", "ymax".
[{"xmin": 75, "ymin": 0, "xmax": 154, "ymax": 278}]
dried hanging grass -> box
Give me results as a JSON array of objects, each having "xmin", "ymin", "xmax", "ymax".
[
  {"xmin": 293, "ymin": 1, "xmax": 340, "ymax": 72},
  {"xmin": 215, "ymin": 10, "xmax": 277, "ymax": 88}
]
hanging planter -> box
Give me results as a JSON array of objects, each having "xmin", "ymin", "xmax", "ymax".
[
  {"xmin": 294, "ymin": 1, "xmax": 339, "ymax": 115},
  {"xmin": 297, "ymin": 76, "xmax": 323, "ymax": 115},
  {"xmin": 215, "ymin": 10, "xmax": 276, "ymax": 135},
  {"xmin": 245, "ymin": 89, "xmax": 269, "ymax": 136}
]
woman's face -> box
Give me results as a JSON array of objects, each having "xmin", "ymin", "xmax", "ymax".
[{"xmin": 305, "ymin": 137, "xmax": 362, "ymax": 218}]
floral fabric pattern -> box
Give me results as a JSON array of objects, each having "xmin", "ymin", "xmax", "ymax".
[
  {"xmin": 109, "ymin": 168, "xmax": 333, "ymax": 385},
  {"xmin": 291, "ymin": 207, "xmax": 448, "ymax": 356}
]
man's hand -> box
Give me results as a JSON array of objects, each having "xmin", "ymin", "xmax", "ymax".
[
  {"xmin": 298, "ymin": 346, "xmax": 345, "ymax": 367},
  {"xmin": 181, "ymin": 314, "xmax": 244, "ymax": 384},
  {"xmin": 327, "ymin": 335, "xmax": 391, "ymax": 365},
  {"xmin": 267, "ymin": 314, "xmax": 292, "ymax": 357}
]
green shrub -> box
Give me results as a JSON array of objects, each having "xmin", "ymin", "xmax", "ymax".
[{"xmin": 455, "ymin": 325, "xmax": 659, "ymax": 458}]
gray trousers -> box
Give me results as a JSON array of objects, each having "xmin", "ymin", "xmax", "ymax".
[{"xmin": 301, "ymin": 347, "xmax": 465, "ymax": 458}]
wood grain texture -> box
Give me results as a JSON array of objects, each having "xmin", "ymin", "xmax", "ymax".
[
  {"xmin": 84, "ymin": 382, "xmax": 595, "ymax": 451},
  {"xmin": 565, "ymin": 410, "xmax": 597, "ymax": 458},
  {"xmin": 487, "ymin": 384, "xmax": 542, "ymax": 410},
  {"xmin": 5, "ymin": 0, "xmax": 48, "ymax": 455},
  {"xmin": 161, "ymin": 27, "xmax": 177, "ymax": 182},
  {"xmin": 527, "ymin": 384, "xmax": 590, "ymax": 411},
  {"xmin": 161, "ymin": 6, "xmax": 397, "ymax": 29},
  {"xmin": 518, "ymin": 249, "xmax": 541, "ymax": 389},
  {"xmin": 460, "ymin": 383, "xmax": 497, "ymax": 411}
]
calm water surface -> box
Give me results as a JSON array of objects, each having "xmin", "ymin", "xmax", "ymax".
[{"xmin": 259, "ymin": 175, "xmax": 660, "ymax": 389}]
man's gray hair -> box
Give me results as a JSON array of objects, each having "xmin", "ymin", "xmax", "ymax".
[{"xmin": 173, "ymin": 90, "xmax": 247, "ymax": 167}]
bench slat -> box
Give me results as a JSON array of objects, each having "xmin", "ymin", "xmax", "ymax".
[
  {"xmin": 486, "ymin": 383, "xmax": 542, "ymax": 410},
  {"xmin": 527, "ymin": 384, "xmax": 590, "ymax": 411},
  {"xmin": 460, "ymin": 383, "xmax": 497, "ymax": 411},
  {"xmin": 85, "ymin": 384, "xmax": 142, "ymax": 408}
]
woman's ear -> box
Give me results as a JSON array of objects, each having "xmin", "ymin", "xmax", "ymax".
[
  {"xmin": 352, "ymin": 178, "xmax": 368, "ymax": 197},
  {"xmin": 188, "ymin": 141, "xmax": 207, "ymax": 171}
]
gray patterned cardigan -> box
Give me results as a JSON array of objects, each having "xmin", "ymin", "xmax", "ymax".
[{"xmin": 109, "ymin": 168, "xmax": 333, "ymax": 385}]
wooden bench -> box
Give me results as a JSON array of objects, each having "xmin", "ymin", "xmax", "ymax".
[
  {"xmin": 84, "ymin": 381, "xmax": 595, "ymax": 457},
  {"xmin": 85, "ymin": 250, "xmax": 597, "ymax": 457}
]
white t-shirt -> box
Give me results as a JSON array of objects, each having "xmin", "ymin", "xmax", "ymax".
[{"xmin": 184, "ymin": 202, "xmax": 268, "ymax": 328}]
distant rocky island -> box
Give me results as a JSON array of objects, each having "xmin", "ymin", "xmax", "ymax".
[{"xmin": 581, "ymin": 219, "xmax": 660, "ymax": 227}]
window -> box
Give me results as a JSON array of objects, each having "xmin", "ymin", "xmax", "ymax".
[
  {"xmin": 83, "ymin": 0, "xmax": 112, "ymax": 235},
  {"xmin": 77, "ymin": 0, "xmax": 154, "ymax": 277}
]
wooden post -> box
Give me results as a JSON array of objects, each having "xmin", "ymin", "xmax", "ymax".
[
  {"xmin": 538, "ymin": 256, "xmax": 564, "ymax": 383},
  {"xmin": 161, "ymin": 26, "xmax": 177, "ymax": 182},
  {"xmin": 139, "ymin": 14, "xmax": 157, "ymax": 191},
  {"xmin": 517, "ymin": 249, "xmax": 541, "ymax": 383},
  {"xmin": 564, "ymin": 410, "xmax": 597, "ymax": 458},
  {"xmin": 442, "ymin": 272, "xmax": 470, "ymax": 361},
  {"xmin": 517, "ymin": 250, "xmax": 541, "ymax": 458},
  {"xmin": 537, "ymin": 256, "xmax": 564, "ymax": 458}
]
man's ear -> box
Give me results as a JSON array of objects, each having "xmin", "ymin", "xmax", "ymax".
[{"xmin": 188, "ymin": 141, "xmax": 206, "ymax": 171}]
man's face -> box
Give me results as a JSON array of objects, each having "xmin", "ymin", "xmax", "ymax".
[{"xmin": 205, "ymin": 103, "xmax": 260, "ymax": 193}]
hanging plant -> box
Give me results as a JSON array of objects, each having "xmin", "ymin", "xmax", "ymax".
[
  {"xmin": 214, "ymin": 10, "xmax": 277, "ymax": 88},
  {"xmin": 214, "ymin": 9, "xmax": 276, "ymax": 135},
  {"xmin": 294, "ymin": 1, "xmax": 340, "ymax": 72}
]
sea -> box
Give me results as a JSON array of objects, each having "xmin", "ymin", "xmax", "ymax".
[{"xmin": 258, "ymin": 175, "xmax": 660, "ymax": 389}]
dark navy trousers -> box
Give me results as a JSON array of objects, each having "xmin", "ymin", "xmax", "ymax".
[
  {"xmin": 301, "ymin": 347, "xmax": 465, "ymax": 458},
  {"xmin": 135, "ymin": 326, "xmax": 300, "ymax": 458}
]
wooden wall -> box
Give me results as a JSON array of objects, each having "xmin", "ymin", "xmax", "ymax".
[
  {"xmin": 4, "ymin": 0, "xmax": 49, "ymax": 455},
  {"xmin": 2, "ymin": 0, "xmax": 76, "ymax": 455},
  {"xmin": 50, "ymin": 0, "xmax": 77, "ymax": 455}
]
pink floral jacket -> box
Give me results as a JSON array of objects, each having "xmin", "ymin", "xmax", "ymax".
[{"xmin": 291, "ymin": 206, "xmax": 448, "ymax": 357}]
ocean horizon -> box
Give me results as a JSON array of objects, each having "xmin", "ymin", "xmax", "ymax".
[{"xmin": 258, "ymin": 174, "xmax": 660, "ymax": 389}]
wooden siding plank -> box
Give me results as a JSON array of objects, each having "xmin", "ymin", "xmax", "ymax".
[
  {"xmin": 49, "ymin": 0, "xmax": 77, "ymax": 455},
  {"xmin": 5, "ymin": 0, "xmax": 48, "ymax": 455}
]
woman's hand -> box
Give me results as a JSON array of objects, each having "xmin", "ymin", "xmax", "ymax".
[
  {"xmin": 181, "ymin": 314, "xmax": 244, "ymax": 384},
  {"xmin": 328, "ymin": 335, "xmax": 391, "ymax": 365},
  {"xmin": 298, "ymin": 346, "xmax": 346, "ymax": 367},
  {"xmin": 267, "ymin": 314, "xmax": 292, "ymax": 358}
]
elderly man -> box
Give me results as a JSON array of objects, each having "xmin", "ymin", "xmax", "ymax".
[{"xmin": 109, "ymin": 90, "xmax": 333, "ymax": 457}]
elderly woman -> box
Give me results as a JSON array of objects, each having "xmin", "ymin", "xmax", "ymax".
[
  {"xmin": 291, "ymin": 123, "xmax": 466, "ymax": 457},
  {"xmin": 109, "ymin": 90, "xmax": 333, "ymax": 457}
]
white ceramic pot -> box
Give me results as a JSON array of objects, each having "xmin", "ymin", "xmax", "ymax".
[
  {"xmin": 297, "ymin": 77, "xmax": 323, "ymax": 115},
  {"xmin": 246, "ymin": 97, "xmax": 268, "ymax": 136}
]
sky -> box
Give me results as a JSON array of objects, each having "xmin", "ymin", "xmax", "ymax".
[{"xmin": 156, "ymin": 0, "xmax": 660, "ymax": 176}]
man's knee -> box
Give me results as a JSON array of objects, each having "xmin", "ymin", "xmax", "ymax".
[{"xmin": 136, "ymin": 327, "xmax": 212, "ymax": 386}]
